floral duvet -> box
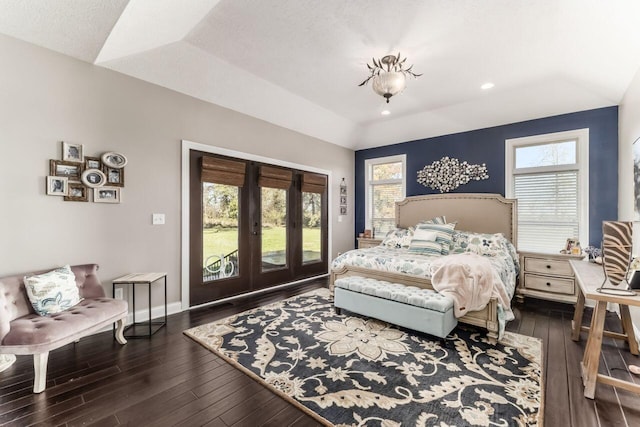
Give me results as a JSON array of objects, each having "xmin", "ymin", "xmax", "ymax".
[
  {"xmin": 332, "ymin": 246, "xmax": 518, "ymax": 299},
  {"xmin": 331, "ymin": 243, "xmax": 519, "ymax": 335}
]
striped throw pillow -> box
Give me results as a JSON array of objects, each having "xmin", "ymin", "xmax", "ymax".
[
  {"xmin": 420, "ymin": 215, "xmax": 447, "ymax": 225},
  {"xmin": 414, "ymin": 222, "xmax": 456, "ymax": 255},
  {"xmin": 408, "ymin": 228, "xmax": 442, "ymax": 256}
]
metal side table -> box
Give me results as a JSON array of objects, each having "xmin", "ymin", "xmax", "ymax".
[{"xmin": 112, "ymin": 272, "xmax": 167, "ymax": 338}]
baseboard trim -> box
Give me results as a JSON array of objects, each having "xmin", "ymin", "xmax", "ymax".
[
  {"xmin": 124, "ymin": 301, "xmax": 183, "ymax": 325},
  {"xmin": 91, "ymin": 277, "xmax": 327, "ymax": 338},
  {"xmin": 189, "ymin": 274, "xmax": 329, "ymax": 311},
  {"xmin": 96, "ymin": 301, "xmax": 183, "ymax": 335}
]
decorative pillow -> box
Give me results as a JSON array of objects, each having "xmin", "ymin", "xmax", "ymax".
[
  {"xmin": 452, "ymin": 231, "xmax": 506, "ymax": 256},
  {"xmin": 23, "ymin": 265, "xmax": 81, "ymax": 316},
  {"xmin": 419, "ymin": 215, "xmax": 447, "ymax": 225},
  {"xmin": 408, "ymin": 228, "xmax": 442, "ymax": 256},
  {"xmin": 411, "ymin": 222, "xmax": 456, "ymax": 255},
  {"xmin": 381, "ymin": 227, "xmax": 415, "ymax": 248}
]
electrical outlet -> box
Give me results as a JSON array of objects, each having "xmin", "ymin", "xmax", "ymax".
[
  {"xmin": 114, "ymin": 288, "xmax": 124, "ymax": 300},
  {"xmin": 152, "ymin": 213, "xmax": 165, "ymax": 225}
]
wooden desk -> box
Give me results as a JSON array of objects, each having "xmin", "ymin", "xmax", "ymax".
[{"xmin": 570, "ymin": 260, "xmax": 640, "ymax": 398}]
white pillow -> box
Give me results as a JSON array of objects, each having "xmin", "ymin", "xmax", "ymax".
[
  {"xmin": 412, "ymin": 229, "xmax": 438, "ymax": 242},
  {"xmin": 23, "ymin": 265, "xmax": 81, "ymax": 316}
]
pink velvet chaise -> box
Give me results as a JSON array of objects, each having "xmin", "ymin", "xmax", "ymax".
[{"xmin": 0, "ymin": 264, "xmax": 128, "ymax": 393}]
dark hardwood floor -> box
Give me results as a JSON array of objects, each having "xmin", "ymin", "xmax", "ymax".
[{"xmin": 2, "ymin": 278, "xmax": 640, "ymax": 426}]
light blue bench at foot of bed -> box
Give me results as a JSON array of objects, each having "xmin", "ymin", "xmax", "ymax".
[{"xmin": 333, "ymin": 276, "xmax": 457, "ymax": 339}]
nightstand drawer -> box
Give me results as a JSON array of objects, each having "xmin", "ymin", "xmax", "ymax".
[
  {"xmin": 524, "ymin": 258, "xmax": 574, "ymax": 277},
  {"xmin": 357, "ymin": 238, "xmax": 383, "ymax": 249},
  {"xmin": 524, "ymin": 274, "xmax": 575, "ymax": 295}
]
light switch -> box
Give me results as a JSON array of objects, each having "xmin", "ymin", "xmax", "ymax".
[{"xmin": 152, "ymin": 213, "xmax": 165, "ymax": 225}]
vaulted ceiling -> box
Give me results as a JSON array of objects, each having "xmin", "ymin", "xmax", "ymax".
[{"xmin": 1, "ymin": 0, "xmax": 640, "ymax": 149}]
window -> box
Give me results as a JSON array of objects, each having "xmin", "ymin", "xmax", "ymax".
[
  {"xmin": 505, "ymin": 129, "xmax": 589, "ymax": 253},
  {"xmin": 365, "ymin": 154, "xmax": 406, "ymax": 236}
]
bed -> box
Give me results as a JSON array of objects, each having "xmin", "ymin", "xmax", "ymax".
[{"xmin": 330, "ymin": 193, "xmax": 518, "ymax": 340}]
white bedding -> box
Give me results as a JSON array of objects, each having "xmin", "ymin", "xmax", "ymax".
[
  {"xmin": 331, "ymin": 245, "xmax": 518, "ymax": 299},
  {"xmin": 331, "ymin": 240, "xmax": 519, "ymax": 336}
]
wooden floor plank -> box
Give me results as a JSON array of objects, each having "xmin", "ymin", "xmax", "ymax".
[
  {"xmin": 230, "ymin": 394, "xmax": 292, "ymax": 427},
  {"xmin": 1, "ymin": 279, "xmax": 639, "ymax": 427},
  {"xmin": 543, "ymin": 314, "xmax": 571, "ymax": 427},
  {"xmin": 591, "ymin": 330, "xmax": 627, "ymax": 426},
  {"xmin": 562, "ymin": 312, "xmax": 599, "ymax": 427}
]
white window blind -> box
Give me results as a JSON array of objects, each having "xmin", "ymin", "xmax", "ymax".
[
  {"xmin": 505, "ymin": 129, "xmax": 589, "ymax": 254},
  {"xmin": 365, "ymin": 155, "xmax": 406, "ymax": 236},
  {"xmin": 514, "ymin": 171, "xmax": 579, "ymax": 252},
  {"xmin": 371, "ymin": 182, "xmax": 403, "ymax": 234}
]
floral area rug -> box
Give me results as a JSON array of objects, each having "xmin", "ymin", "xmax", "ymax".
[{"xmin": 184, "ymin": 288, "xmax": 543, "ymax": 426}]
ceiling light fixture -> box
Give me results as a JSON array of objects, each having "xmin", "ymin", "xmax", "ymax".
[
  {"xmin": 359, "ymin": 53, "xmax": 421, "ymax": 103},
  {"xmin": 481, "ymin": 82, "xmax": 495, "ymax": 90},
  {"xmin": 381, "ymin": 109, "xmax": 391, "ymax": 116}
]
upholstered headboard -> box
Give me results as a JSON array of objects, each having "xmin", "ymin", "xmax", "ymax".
[{"xmin": 395, "ymin": 193, "xmax": 517, "ymax": 243}]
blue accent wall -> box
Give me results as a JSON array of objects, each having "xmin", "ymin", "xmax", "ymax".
[{"xmin": 355, "ymin": 106, "xmax": 619, "ymax": 247}]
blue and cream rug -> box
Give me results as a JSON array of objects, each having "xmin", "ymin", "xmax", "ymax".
[{"xmin": 184, "ymin": 288, "xmax": 543, "ymax": 426}]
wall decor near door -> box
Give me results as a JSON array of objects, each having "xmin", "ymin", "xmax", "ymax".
[
  {"xmin": 598, "ymin": 220, "xmax": 634, "ymax": 295},
  {"xmin": 46, "ymin": 141, "xmax": 126, "ymax": 203},
  {"xmin": 339, "ymin": 178, "xmax": 347, "ymax": 215}
]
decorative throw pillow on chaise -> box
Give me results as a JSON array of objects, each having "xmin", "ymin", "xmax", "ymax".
[{"xmin": 23, "ymin": 265, "xmax": 82, "ymax": 316}]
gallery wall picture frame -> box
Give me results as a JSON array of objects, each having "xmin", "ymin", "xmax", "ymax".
[
  {"xmin": 61, "ymin": 141, "xmax": 84, "ymax": 163},
  {"xmin": 64, "ymin": 183, "xmax": 89, "ymax": 202},
  {"xmin": 46, "ymin": 176, "xmax": 68, "ymax": 196},
  {"xmin": 103, "ymin": 166, "xmax": 124, "ymax": 187},
  {"xmin": 94, "ymin": 187, "xmax": 121, "ymax": 204},
  {"xmin": 84, "ymin": 156, "xmax": 102, "ymax": 170},
  {"xmin": 81, "ymin": 169, "xmax": 107, "ymax": 188},
  {"xmin": 339, "ymin": 177, "xmax": 347, "ymax": 215},
  {"xmin": 50, "ymin": 159, "xmax": 83, "ymax": 180},
  {"xmin": 102, "ymin": 152, "xmax": 127, "ymax": 169}
]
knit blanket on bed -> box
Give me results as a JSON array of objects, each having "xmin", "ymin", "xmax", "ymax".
[{"xmin": 430, "ymin": 253, "xmax": 514, "ymax": 322}]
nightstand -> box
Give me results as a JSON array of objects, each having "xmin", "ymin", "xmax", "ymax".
[
  {"xmin": 517, "ymin": 251, "xmax": 585, "ymax": 303},
  {"xmin": 357, "ymin": 237, "xmax": 383, "ymax": 248}
]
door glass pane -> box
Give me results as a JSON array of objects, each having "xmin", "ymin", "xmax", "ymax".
[
  {"xmin": 302, "ymin": 192, "xmax": 322, "ymax": 263},
  {"xmin": 262, "ymin": 187, "xmax": 287, "ymax": 271},
  {"xmin": 202, "ymin": 182, "xmax": 239, "ymax": 282}
]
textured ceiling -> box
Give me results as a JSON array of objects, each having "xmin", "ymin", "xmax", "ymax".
[{"xmin": 1, "ymin": 0, "xmax": 640, "ymax": 149}]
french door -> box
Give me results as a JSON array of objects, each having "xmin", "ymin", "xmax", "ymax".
[{"xmin": 189, "ymin": 150, "xmax": 328, "ymax": 306}]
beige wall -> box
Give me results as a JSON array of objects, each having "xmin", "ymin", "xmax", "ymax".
[
  {"xmin": 0, "ymin": 34, "xmax": 354, "ymax": 312},
  {"xmin": 618, "ymin": 66, "xmax": 640, "ymax": 328}
]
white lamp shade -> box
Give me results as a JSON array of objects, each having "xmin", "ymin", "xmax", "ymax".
[{"xmin": 372, "ymin": 72, "xmax": 406, "ymax": 100}]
